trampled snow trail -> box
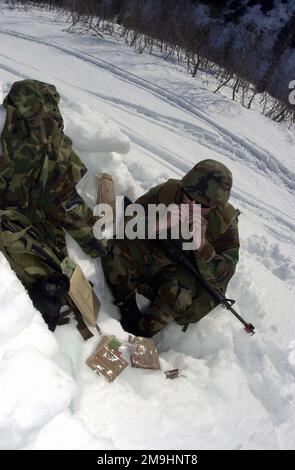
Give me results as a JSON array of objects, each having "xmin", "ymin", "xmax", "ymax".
[
  {"xmin": 1, "ymin": 28, "xmax": 295, "ymax": 195},
  {"xmin": 0, "ymin": 7, "xmax": 294, "ymax": 450}
]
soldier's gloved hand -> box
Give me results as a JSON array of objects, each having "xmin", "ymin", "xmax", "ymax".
[
  {"xmin": 38, "ymin": 273, "xmax": 70, "ymax": 298},
  {"xmin": 29, "ymin": 273, "xmax": 70, "ymax": 332}
]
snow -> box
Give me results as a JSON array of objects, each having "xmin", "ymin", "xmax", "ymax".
[
  {"xmin": 62, "ymin": 101, "xmax": 130, "ymax": 155},
  {"xmin": 0, "ymin": 6, "xmax": 294, "ymax": 450}
]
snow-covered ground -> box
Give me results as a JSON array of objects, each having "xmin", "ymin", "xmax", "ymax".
[{"xmin": 0, "ymin": 7, "xmax": 295, "ymax": 450}]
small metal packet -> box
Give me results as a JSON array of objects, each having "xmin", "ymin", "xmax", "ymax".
[
  {"xmin": 165, "ymin": 369, "xmax": 181, "ymax": 379},
  {"xmin": 165, "ymin": 369, "xmax": 187, "ymax": 379}
]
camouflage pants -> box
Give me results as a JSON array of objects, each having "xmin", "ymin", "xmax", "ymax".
[{"xmin": 102, "ymin": 238, "xmax": 218, "ymax": 336}]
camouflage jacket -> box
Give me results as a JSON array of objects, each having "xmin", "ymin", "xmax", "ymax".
[
  {"xmin": 136, "ymin": 179, "xmax": 240, "ymax": 289},
  {"xmin": 0, "ymin": 80, "xmax": 104, "ymax": 259}
]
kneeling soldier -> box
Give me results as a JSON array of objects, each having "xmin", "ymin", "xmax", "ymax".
[{"xmin": 102, "ymin": 159, "xmax": 240, "ymax": 337}]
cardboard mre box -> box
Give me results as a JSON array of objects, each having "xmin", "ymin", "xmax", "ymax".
[{"xmin": 69, "ymin": 265, "xmax": 100, "ymax": 328}]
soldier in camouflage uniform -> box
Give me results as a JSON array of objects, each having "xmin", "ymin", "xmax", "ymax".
[
  {"xmin": 0, "ymin": 80, "xmax": 105, "ymax": 330},
  {"xmin": 102, "ymin": 159, "xmax": 240, "ymax": 337}
]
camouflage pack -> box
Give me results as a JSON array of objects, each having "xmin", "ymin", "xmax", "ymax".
[{"xmin": 0, "ymin": 79, "xmax": 105, "ymax": 263}]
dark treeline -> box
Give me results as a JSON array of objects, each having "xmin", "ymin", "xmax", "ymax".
[{"xmin": 3, "ymin": 0, "xmax": 295, "ymax": 125}]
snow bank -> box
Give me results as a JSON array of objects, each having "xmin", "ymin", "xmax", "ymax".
[
  {"xmin": 0, "ymin": 255, "xmax": 69, "ymax": 449},
  {"xmin": 61, "ymin": 98, "xmax": 130, "ymax": 155},
  {"xmin": 0, "ymin": 254, "xmax": 115, "ymax": 449}
]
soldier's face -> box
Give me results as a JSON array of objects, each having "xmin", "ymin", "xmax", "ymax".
[
  {"xmin": 200, "ymin": 205, "xmax": 214, "ymax": 216},
  {"xmin": 182, "ymin": 193, "xmax": 215, "ymax": 215}
]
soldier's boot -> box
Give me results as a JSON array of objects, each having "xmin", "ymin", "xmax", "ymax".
[
  {"xmin": 119, "ymin": 294, "xmax": 144, "ymax": 337},
  {"xmin": 113, "ymin": 295, "xmax": 174, "ymax": 339},
  {"xmin": 109, "ymin": 284, "xmax": 143, "ymax": 336},
  {"xmin": 29, "ymin": 272, "xmax": 70, "ymax": 332}
]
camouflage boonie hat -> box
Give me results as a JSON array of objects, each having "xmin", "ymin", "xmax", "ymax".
[{"xmin": 182, "ymin": 159, "xmax": 232, "ymax": 208}]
